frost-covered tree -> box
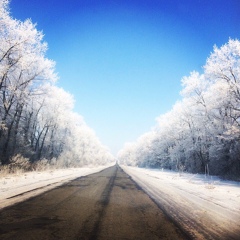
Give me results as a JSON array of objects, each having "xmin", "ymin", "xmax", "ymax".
[
  {"xmin": 0, "ymin": 1, "xmax": 114, "ymax": 168},
  {"xmin": 0, "ymin": 1, "xmax": 56, "ymax": 163},
  {"xmin": 118, "ymin": 39, "xmax": 240, "ymax": 179}
]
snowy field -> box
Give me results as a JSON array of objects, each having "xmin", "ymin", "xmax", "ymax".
[
  {"xmin": 0, "ymin": 165, "xmax": 113, "ymax": 210},
  {"xmin": 121, "ymin": 165, "xmax": 240, "ymax": 240}
]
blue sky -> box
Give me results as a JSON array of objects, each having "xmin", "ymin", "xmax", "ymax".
[{"xmin": 10, "ymin": 0, "xmax": 240, "ymax": 155}]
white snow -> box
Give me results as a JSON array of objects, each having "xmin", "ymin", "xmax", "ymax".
[
  {"xmin": 121, "ymin": 165, "xmax": 240, "ymax": 240},
  {"xmin": 0, "ymin": 164, "xmax": 113, "ymax": 210}
]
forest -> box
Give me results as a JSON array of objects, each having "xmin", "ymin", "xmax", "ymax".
[
  {"xmin": 0, "ymin": 0, "xmax": 114, "ymax": 172},
  {"xmin": 118, "ymin": 38, "xmax": 240, "ymax": 180},
  {"xmin": 1, "ymin": 0, "xmax": 240, "ymax": 180}
]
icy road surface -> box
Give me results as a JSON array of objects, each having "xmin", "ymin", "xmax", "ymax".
[{"xmin": 121, "ymin": 166, "xmax": 240, "ymax": 240}]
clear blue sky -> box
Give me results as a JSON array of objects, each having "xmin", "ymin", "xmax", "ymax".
[{"xmin": 10, "ymin": 0, "xmax": 240, "ymax": 155}]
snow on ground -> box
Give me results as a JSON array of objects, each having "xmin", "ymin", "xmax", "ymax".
[
  {"xmin": 0, "ymin": 164, "xmax": 113, "ymax": 210},
  {"xmin": 121, "ymin": 165, "xmax": 240, "ymax": 240}
]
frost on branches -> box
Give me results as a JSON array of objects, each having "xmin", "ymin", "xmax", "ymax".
[
  {"xmin": 0, "ymin": 1, "xmax": 114, "ymax": 170},
  {"xmin": 118, "ymin": 39, "xmax": 240, "ymax": 180}
]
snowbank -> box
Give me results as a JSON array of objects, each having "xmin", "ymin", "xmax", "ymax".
[
  {"xmin": 121, "ymin": 166, "xmax": 240, "ymax": 240},
  {"xmin": 0, "ymin": 164, "xmax": 113, "ymax": 210}
]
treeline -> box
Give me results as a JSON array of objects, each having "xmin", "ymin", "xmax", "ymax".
[
  {"xmin": 0, "ymin": 0, "xmax": 114, "ymax": 169},
  {"xmin": 118, "ymin": 39, "xmax": 240, "ymax": 180}
]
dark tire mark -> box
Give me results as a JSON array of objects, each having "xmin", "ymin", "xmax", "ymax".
[{"xmin": 77, "ymin": 166, "xmax": 117, "ymax": 240}]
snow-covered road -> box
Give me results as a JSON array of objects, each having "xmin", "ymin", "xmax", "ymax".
[{"xmin": 121, "ymin": 166, "xmax": 240, "ymax": 240}]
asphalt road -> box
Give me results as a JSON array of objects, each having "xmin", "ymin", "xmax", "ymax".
[{"xmin": 0, "ymin": 165, "xmax": 186, "ymax": 240}]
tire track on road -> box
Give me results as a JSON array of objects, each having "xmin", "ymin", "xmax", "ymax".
[{"xmin": 77, "ymin": 166, "xmax": 117, "ymax": 240}]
